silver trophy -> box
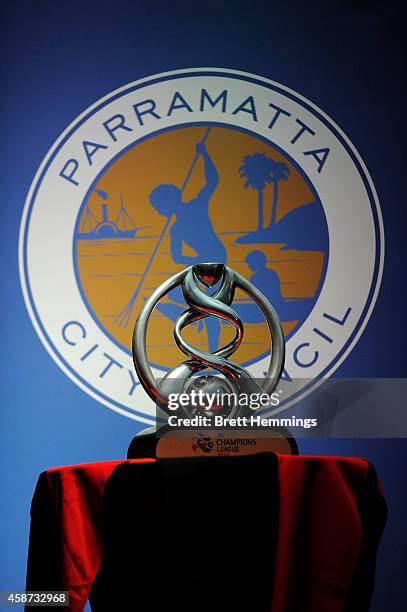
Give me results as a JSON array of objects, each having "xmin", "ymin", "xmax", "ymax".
[{"xmin": 132, "ymin": 263, "xmax": 285, "ymax": 421}]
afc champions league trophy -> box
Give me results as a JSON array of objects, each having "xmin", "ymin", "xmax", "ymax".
[{"xmin": 132, "ymin": 263, "xmax": 290, "ymax": 455}]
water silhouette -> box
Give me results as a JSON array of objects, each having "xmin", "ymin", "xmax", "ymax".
[{"xmin": 236, "ymin": 198, "xmax": 328, "ymax": 253}]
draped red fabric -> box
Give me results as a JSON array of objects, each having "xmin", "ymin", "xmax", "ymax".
[
  {"xmin": 44, "ymin": 459, "xmax": 155, "ymax": 612},
  {"xmin": 26, "ymin": 454, "xmax": 386, "ymax": 612},
  {"xmin": 270, "ymin": 455, "xmax": 383, "ymax": 612}
]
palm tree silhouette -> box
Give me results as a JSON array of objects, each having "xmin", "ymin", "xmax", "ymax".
[
  {"xmin": 266, "ymin": 160, "xmax": 290, "ymax": 229},
  {"xmin": 239, "ymin": 153, "xmax": 274, "ymax": 230}
]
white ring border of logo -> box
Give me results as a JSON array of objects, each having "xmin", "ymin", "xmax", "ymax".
[{"xmin": 18, "ymin": 68, "xmax": 384, "ymax": 423}]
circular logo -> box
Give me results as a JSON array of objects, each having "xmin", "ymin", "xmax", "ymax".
[{"xmin": 19, "ymin": 68, "xmax": 383, "ymax": 422}]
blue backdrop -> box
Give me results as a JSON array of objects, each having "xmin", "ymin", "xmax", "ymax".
[{"xmin": 1, "ymin": 1, "xmax": 406, "ymax": 610}]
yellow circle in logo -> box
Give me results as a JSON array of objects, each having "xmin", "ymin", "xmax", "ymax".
[{"xmin": 75, "ymin": 124, "xmax": 328, "ymax": 371}]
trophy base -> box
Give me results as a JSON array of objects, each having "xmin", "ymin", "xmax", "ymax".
[
  {"xmin": 127, "ymin": 427, "xmax": 298, "ymax": 459},
  {"xmin": 156, "ymin": 427, "xmax": 298, "ymax": 458}
]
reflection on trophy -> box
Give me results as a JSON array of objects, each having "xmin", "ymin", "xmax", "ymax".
[{"xmin": 133, "ymin": 262, "xmax": 285, "ymax": 420}]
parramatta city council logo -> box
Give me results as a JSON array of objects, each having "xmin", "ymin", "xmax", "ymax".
[{"xmin": 19, "ymin": 68, "xmax": 384, "ymax": 423}]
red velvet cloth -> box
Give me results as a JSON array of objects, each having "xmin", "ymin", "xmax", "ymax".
[
  {"xmin": 48, "ymin": 459, "xmax": 154, "ymax": 611},
  {"xmin": 270, "ymin": 455, "xmax": 386, "ymax": 612},
  {"xmin": 26, "ymin": 454, "xmax": 386, "ymax": 612}
]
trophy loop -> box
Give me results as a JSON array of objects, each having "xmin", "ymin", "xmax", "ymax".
[{"xmin": 132, "ymin": 263, "xmax": 285, "ymax": 418}]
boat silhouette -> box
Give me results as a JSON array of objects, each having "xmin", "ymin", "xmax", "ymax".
[{"xmin": 78, "ymin": 194, "xmax": 146, "ymax": 240}]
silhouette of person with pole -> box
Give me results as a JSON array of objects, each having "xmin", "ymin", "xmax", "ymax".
[
  {"xmin": 115, "ymin": 129, "xmax": 224, "ymax": 354},
  {"xmin": 115, "ymin": 129, "xmax": 212, "ymax": 327},
  {"xmin": 149, "ymin": 137, "xmax": 225, "ymax": 353},
  {"xmin": 149, "ymin": 141, "xmax": 226, "ymax": 265}
]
